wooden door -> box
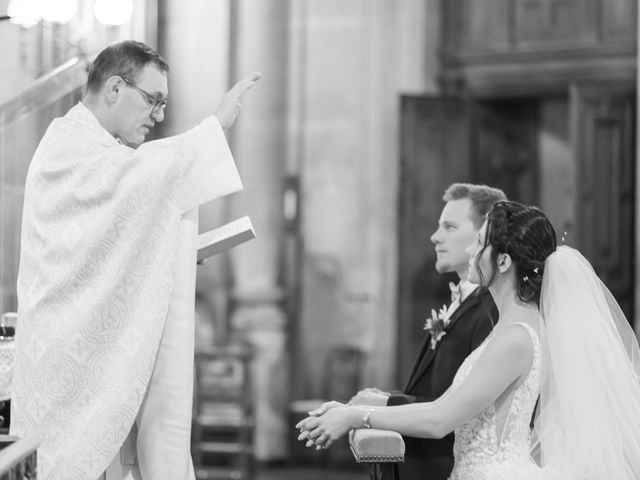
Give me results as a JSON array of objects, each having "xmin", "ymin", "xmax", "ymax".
[
  {"xmin": 397, "ymin": 96, "xmax": 472, "ymax": 383},
  {"xmin": 570, "ymin": 82, "xmax": 636, "ymax": 320},
  {"xmin": 471, "ymin": 99, "xmax": 540, "ymax": 204}
]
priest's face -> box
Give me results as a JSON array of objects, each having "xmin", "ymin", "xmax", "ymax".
[
  {"xmin": 430, "ymin": 197, "xmax": 478, "ymax": 280},
  {"xmin": 112, "ymin": 64, "xmax": 168, "ymax": 147}
]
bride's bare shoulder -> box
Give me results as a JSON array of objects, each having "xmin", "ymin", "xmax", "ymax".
[{"xmin": 486, "ymin": 323, "xmax": 535, "ymax": 364}]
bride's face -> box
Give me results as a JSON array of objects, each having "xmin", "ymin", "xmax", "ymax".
[{"xmin": 466, "ymin": 221, "xmax": 493, "ymax": 285}]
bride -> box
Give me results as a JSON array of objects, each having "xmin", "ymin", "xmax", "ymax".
[{"xmin": 296, "ymin": 200, "xmax": 640, "ymax": 479}]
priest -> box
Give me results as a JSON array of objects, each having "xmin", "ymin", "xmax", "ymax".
[{"xmin": 10, "ymin": 40, "xmax": 260, "ymax": 480}]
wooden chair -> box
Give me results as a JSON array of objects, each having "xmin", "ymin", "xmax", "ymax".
[
  {"xmin": 288, "ymin": 345, "xmax": 366, "ymax": 467},
  {"xmin": 191, "ymin": 342, "xmax": 254, "ymax": 480},
  {"xmin": 0, "ymin": 435, "xmax": 39, "ymax": 479}
]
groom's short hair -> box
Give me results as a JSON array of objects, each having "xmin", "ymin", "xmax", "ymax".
[{"xmin": 443, "ymin": 183, "xmax": 507, "ymax": 229}]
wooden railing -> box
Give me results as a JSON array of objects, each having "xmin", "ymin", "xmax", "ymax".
[
  {"xmin": 0, "ymin": 435, "xmax": 39, "ymax": 479},
  {"xmin": 0, "ymin": 56, "xmax": 90, "ymax": 316}
]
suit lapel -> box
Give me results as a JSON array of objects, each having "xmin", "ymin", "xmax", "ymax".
[
  {"xmin": 403, "ymin": 333, "xmax": 433, "ymax": 391},
  {"xmin": 443, "ymin": 287, "xmax": 479, "ymax": 332},
  {"xmin": 404, "ymin": 289, "xmax": 481, "ymax": 393},
  {"xmin": 404, "ymin": 336, "xmax": 437, "ymax": 392}
]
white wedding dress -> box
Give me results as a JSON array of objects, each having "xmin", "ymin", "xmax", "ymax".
[
  {"xmin": 443, "ymin": 246, "xmax": 640, "ymax": 480},
  {"xmin": 448, "ymin": 322, "xmax": 542, "ymax": 480}
]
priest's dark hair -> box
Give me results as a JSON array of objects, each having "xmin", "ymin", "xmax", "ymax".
[{"xmin": 86, "ymin": 40, "xmax": 169, "ymax": 93}]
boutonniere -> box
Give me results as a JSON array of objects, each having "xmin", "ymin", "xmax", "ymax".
[{"xmin": 423, "ymin": 305, "xmax": 451, "ymax": 349}]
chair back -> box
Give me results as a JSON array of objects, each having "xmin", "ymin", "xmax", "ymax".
[{"xmin": 321, "ymin": 346, "xmax": 366, "ymax": 403}]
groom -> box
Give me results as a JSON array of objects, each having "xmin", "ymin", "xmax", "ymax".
[{"xmin": 349, "ymin": 183, "xmax": 506, "ymax": 480}]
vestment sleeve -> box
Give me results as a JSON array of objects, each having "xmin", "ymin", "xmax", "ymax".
[{"xmin": 140, "ymin": 116, "xmax": 243, "ymax": 214}]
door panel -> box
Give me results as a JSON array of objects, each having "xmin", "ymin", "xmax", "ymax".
[
  {"xmin": 570, "ymin": 82, "xmax": 636, "ymax": 320},
  {"xmin": 397, "ymin": 96, "xmax": 472, "ymax": 383},
  {"xmin": 472, "ymin": 99, "xmax": 540, "ymax": 205}
]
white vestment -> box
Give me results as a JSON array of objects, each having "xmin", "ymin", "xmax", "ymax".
[{"xmin": 11, "ymin": 102, "xmax": 242, "ymax": 480}]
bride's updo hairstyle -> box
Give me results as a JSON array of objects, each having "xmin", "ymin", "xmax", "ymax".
[{"xmin": 480, "ymin": 201, "xmax": 557, "ymax": 306}]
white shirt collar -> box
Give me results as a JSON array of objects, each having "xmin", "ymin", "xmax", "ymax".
[{"xmin": 458, "ymin": 280, "xmax": 478, "ymax": 302}]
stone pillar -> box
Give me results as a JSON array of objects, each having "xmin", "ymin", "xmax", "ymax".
[
  {"xmin": 229, "ymin": 0, "xmax": 289, "ymax": 460},
  {"xmin": 289, "ymin": 0, "xmax": 402, "ymax": 406},
  {"xmin": 158, "ymin": 0, "xmax": 233, "ymax": 345}
]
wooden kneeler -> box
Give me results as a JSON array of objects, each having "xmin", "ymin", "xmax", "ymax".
[{"xmin": 349, "ymin": 429, "xmax": 405, "ymax": 480}]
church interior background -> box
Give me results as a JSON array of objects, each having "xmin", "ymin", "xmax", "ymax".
[{"xmin": 0, "ymin": 0, "xmax": 638, "ymax": 478}]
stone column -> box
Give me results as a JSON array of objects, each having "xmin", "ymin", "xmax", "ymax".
[
  {"xmin": 229, "ymin": 0, "xmax": 289, "ymax": 461},
  {"xmin": 158, "ymin": 0, "xmax": 233, "ymax": 345}
]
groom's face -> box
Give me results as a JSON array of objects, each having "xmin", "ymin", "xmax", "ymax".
[{"xmin": 430, "ymin": 198, "xmax": 477, "ymax": 279}]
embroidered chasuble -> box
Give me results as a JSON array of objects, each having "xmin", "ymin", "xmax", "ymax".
[{"xmin": 11, "ymin": 102, "xmax": 242, "ymax": 480}]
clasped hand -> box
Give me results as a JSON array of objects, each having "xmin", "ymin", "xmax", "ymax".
[{"xmin": 295, "ymin": 401, "xmax": 357, "ymax": 450}]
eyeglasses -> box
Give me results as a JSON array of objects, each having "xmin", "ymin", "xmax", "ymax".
[{"xmin": 120, "ymin": 77, "xmax": 168, "ymax": 114}]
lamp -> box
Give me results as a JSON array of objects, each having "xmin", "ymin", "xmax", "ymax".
[
  {"xmin": 5, "ymin": 0, "xmax": 133, "ymax": 27},
  {"xmin": 93, "ymin": 0, "xmax": 133, "ymax": 26},
  {"xmin": 7, "ymin": 0, "xmax": 41, "ymax": 27},
  {"xmin": 4, "ymin": 0, "xmax": 136, "ymax": 77},
  {"xmin": 41, "ymin": 0, "xmax": 78, "ymax": 24}
]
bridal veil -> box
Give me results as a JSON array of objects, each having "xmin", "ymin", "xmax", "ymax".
[{"xmin": 532, "ymin": 246, "xmax": 640, "ymax": 479}]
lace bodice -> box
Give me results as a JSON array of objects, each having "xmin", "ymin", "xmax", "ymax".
[{"xmin": 448, "ymin": 323, "xmax": 541, "ymax": 480}]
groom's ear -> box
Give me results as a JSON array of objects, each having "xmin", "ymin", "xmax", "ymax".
[{"xmin": 497, "ymin": 253, "xmax": 512, "ymax": 274}]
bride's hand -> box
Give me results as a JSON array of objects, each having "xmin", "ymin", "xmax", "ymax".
[
  {"xmin": 295, "ymin": 403, "xmax": 361, "ymax": 450},
  {"xmin": 309, "ymin": 400, "xmax": 343, "ymax": 416},
  {"xmin": 295, "ymin": 401, "xmax": 343, "ymax": 434}
]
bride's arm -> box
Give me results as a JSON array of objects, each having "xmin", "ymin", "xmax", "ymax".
[
  {"xmin": 297, "ymin": 326, "xmax": 533, "ymax": 447},
  {"xmin": 377, "ymin": 326, "xmax": 532, "ymax": 437}
]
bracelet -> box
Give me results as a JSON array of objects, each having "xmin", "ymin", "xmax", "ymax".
[{"xmin": 362, "ymin": 408, "xmax": 373, "ymax": 429}]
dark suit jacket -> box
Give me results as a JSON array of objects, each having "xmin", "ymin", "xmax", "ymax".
[{"xmin": 388, "ymin": 287, "xmax": 496, "ymax": 480}]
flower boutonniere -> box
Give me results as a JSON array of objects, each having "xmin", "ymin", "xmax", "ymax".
[{"xmin": 423, "ymin": 305, "xmax": 451, "ymax": 350}]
